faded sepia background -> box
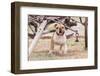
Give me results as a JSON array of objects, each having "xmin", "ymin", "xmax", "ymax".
[{"xmin": 28, "ymin": 15, "xmax": 88, "ymax": 60}]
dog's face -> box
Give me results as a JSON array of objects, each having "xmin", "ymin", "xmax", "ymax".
[{"xmin": 55, "ymin": 23, "xmax": 65, "ymax": 36}]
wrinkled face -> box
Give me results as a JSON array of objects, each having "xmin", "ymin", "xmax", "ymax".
[{"xmin": 55, "ymin": 23, "xmax": 65, "ymax": 36}]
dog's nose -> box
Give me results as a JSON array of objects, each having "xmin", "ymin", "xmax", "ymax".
[{"xmin": 59, "ymin": 30, "xmax": 62, "ymax": 33}]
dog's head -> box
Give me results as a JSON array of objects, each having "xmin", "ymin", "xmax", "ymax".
[{"xmin": 54, "ymin": 23, "xmax": 65, "ymax": 36}]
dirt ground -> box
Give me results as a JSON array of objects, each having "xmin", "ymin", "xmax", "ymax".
[{"xmin": 28, "ymin": 37, "xmax": 88, "ymax": 61}]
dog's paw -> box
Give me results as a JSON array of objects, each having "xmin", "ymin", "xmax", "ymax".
[
  {"xmin": 59, "ymin": 51, "xmax": 63, "ymax": 54},
  {"xmin": 48, "ymin": 50, "xmax": 53, "ymax": 55},
  {"xmin": 63, "ymin": 50, "xmax": 67, "ymax": 55}
]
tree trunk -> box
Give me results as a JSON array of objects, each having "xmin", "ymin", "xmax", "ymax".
[{"xmin": 84, "ymin": 17, "xmax": 88, "ymax": 49}]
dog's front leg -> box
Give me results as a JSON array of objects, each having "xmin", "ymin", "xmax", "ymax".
[
  {"xmin": 63, "ymin": 43, "xmax": 67, "ymax": 54},
  {"xmin": 49, "ymin": 39, "xmax": 54, "ymax": 54}
]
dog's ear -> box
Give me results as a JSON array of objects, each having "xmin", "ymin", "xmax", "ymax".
[{"xmin": 54, "ymin": 23, "xmax": 57, "ymax": 27}]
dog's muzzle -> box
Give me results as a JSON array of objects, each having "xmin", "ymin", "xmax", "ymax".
[{"xmin": 56, "ymin": 31, "xmax": 65, "ymax": 36}]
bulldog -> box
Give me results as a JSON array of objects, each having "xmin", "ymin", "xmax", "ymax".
[{"xmin": 49, "ymin": 23, "xmax": 67, "ymax": 55}]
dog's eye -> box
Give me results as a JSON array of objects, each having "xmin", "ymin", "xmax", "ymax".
[{"xmin": 56, "ymin": 27, "xmax": 58, "ymax": 29}]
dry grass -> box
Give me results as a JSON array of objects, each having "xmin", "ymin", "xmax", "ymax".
[{"xmin": 29, "ymin": 37, "xmax": 87, "ymax": 61}]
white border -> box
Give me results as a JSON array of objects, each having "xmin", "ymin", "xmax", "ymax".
[{"xmin": 20, "ymin": 6, "xmax": 95, "ymax": 70}]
